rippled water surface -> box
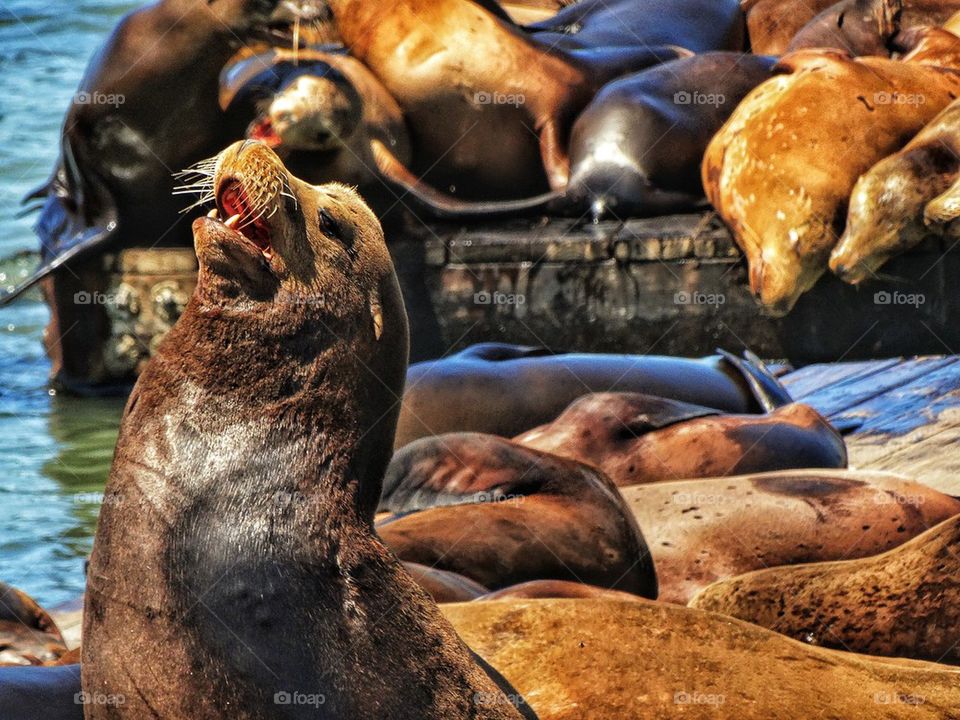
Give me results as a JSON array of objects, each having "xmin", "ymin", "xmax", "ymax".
[{"xmin": 0, "ymin": 0, "xmax": 138, "ymax": 605}]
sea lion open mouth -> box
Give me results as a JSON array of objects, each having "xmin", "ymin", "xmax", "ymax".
[{"xmin": 213, "ymin": 177, "xmax": 274, "ymax": 259}]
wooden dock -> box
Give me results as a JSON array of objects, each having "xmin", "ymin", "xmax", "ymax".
[{"xmin": 783, "ymin": 357, "xmax": 960, "ymax": 496}]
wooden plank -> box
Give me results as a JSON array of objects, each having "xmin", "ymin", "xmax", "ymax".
[
  {"xmin": 799, "ymin": 356, "xmax": 954, "ymax": 419},
  {"xmin": 782, "ymin": 359, "xmax": 898, "ymax": 399},
  {"xmin": 852, "ymin": 417, "xmax": 960, "ymax": 496}
]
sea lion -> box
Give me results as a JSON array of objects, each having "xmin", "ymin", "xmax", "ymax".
[
  {"xmin": 81, "ymin": 141, "xmax": 533, "ymax": 719},
  {"xmin": 477, "ymin": 580, "xmax": 645, "ymax": 602},
  {"xmin": 217, "ymin": 47, "xmax": 415, "ymax": 217},
  {"xmin": 622, "ymin": 470, "xmax": 960, "ymax": 603},
  {"xmin": 444, "ymin": 598, "xmax": 960, "ymax": 719},
  {"xmin": 7, "ymin": 0, "xmax": 294, "ymax": 304},
  {"xmin": 387, "ymin": 53, "xmax": 776, "ymax": 220},
  {"xmin": 318, "ymin": 0, "xmax": 693, "ymax": 200},
  {"xmin": 396, "ymin": 344, "xmax": 792, "ymax": 449},
  {"xmin": 896, "ymin": 25, "xmax": 960, "ymax": 65},
  {"xmin": 514, "ymin": 394, "xmax": 847, "ymax": 485},
  {"xmin": 0, "ymin": 582, "xmax": 68, "ymax": 666},
  {"xmin": 830, "ymin": 98, "xmax": 960, "ymax": 283},
  {"xmin": 703, "ymin": 49, "xmax": 960, "ymax": 315},
  {"xmin": 377, "ymin": 434, "xmax": 656, "ymax": 595},
  {"xmin": 743, "ymin": 0, "xmax": 841, "ymax": 53},
  {"xmin": 786, "ymin": 0, "xmax": 900, "ymax": 56},
  {"xmin": 690, "ymin": 513, "xmax": 960, "ymax": 664},
  {"xmin": 404, "ymin": 563, "xmax": 490, "ymax": 603},
  {"xmin": 525, "ymin": 0, "xmax": 745, "ymax": 53}
]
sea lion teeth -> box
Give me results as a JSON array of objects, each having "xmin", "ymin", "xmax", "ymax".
[
  {"xmin": 223, "ymin": 213, "xmax": 241, "ymax": 228},
  {"xmin": 206, "ymin": 208, "xmax": 219, "ymax": 219}
]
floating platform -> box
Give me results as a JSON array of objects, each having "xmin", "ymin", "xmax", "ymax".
[
  {"xmin": 783, "ymin": 356, "xmax": 960, "ymax": 497},
  {"xmin": 43, "ymin": 212, "xmax": 960, "ymax": 390}
]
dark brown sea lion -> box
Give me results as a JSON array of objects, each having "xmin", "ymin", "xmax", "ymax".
[
  {"xmin": 319, "ymin": 0, "xmax": 692, "ymax": 200},
  {"xmin": 218, "ymin": 47, "xmax": 415, "ymax": 217},
  {"xmin": 0, "ymin": 582, "xmax": 68, "ymax": 666},
  {"xmin": 388, "ymin": 53, "xmax": 775, "ymax": 221},
  {"xmin": 691, "ymin": 513, "xmax": 960, "ymax": 664},
  {"xmin": 377, "ymin": 434, "xmax": 656, "ymax": 596},
  {"xmin": 703, "ymin": 50, "xmax": 960, "ymax": 315},
  {"xmin": 445, "ymin": 599, "xmax": 960, "ymax": 720},
  {"xmin": 477, "ymin": 580, "xmax": 645, "ymax": 602},
  {"xmin": 81, "ymin": 141, "xmax": 533, "ymax": 719},
  {"xmin": 404, "ymin": 562, "xmax": 490, "ymax": 603},
  {"xmin": 621, "ymin": 470, "xmax": 960, "ymax": 603},
  {"xmin": 396, "ymin": 344, "xmax": 792, "ymax": 449},
  {"xmin": 830, "ymin": 98, "xmax": 960, "ymax": 282},
  {"xmin": 8, "ymin": 0, "xmax": 293, "ymax": 304},
  {"xmin": 786, "ymin": 0, "xmax": 900, "ymax": 56},
  {"xmin": 514, "ymin": 394, "xmax": 847, "ymax": 486}
]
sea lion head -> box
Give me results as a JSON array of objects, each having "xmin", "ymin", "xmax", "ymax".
[
  {"xmin": 250, "ymin": 66, "xmax": 363, "ymax": 151},
  {"xmin": 185, "ymin": 139, "xmax": 408, "ymax": 513}
]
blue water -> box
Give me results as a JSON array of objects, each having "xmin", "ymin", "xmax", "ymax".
[{"xmin": 0, "ymin": 0, "xmax": 137, "ymax": 606}]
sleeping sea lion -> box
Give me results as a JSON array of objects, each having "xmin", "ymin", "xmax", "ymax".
[
  {"xmin": 703, "ymin": 49, "xmax": 960, "ymax": 315},
  {"xmin": 396, "ymin": 344, "xmax": 792, "ymax": 449},
  {"xmin": 477, "ymin": 580, "xmax": 646, "ymax": 602},
  {"xmin": 830, "ymin": 98, "xmax": 960, "ymax": 283},
  {"xmin": 514, "ymin": 394, "xmax": 847, "ymax": 485},
  {"xmin": 786, "ymin": 0, "xmax": 900, "ymax": 56},
  {"xmin": 896, "ymin": 24, "xmax": 960, "ymax": 65},
  {"xmin": 691, "ymin": 513, "xmax": 960, "ymax": 664},
  {"xmin": 385, "ymin": 53, "xmax": 776, "ymax": 220},
  {"xmin": 317, "ymin": 0, "xmax": 694, "ymax": 200},
  {"xmin": 444, "ymin": 598, "xmax": 960, "ymax": 719},
  {"xmin": 0, "ymin": 582, "xmax": 68, "ymax": 666},
  {"xmin": 404, "ymin": 563, "xmax": 490, "ymax": 603},
  {"xmin": 81, "ymin": 140, "xmax": 533, "ymax": 719},
  {"xmin": 377, "ymin": 434, "xmax": 656, "ymax": 595},
  {"xmin": 622, "ymin": 470, "xmax": 960, "ymax": 603}
]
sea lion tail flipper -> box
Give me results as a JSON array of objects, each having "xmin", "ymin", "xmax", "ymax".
[
  {"xmin": 371, "ymin": 139, "xmax": 563, "ymax": 220},
  {"xmin": 716, "ymin": 348, "xmax": 794, "ymax": 412},
  {"xmin": 468, "ymin": 650, "xmax": 540, "ymax": 719},
  {"xmin": 924, "ymin": 180, "xmax": 960, "ymax": 228},
  {"xmin": 829, "ymin": 416, "xmax": 864, "ymax": 435},
  {"xmin": 0, "ymin": 222, "xmax": 117, "ymax": 307}
]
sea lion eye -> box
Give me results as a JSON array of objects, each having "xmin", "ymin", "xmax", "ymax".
[{"xmin": 318, "ymin": 208, "xmax": 354, "ymax": 252}]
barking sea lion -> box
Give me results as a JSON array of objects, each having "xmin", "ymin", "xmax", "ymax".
[{"xmin": 81, "ymin": 140, "xmax": 533, "ymax": 719}]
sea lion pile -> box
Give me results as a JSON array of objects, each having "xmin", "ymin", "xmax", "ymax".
[
  {"xmin": 14, "ymin": 0, "xmax": 960, "ymax": 321},
  {"xmin": 3, "ymin": 143, "xmax": 960, "ymax": 719}
]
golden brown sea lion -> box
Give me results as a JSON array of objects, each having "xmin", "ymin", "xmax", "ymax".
[
  {"xmin": 691, "ymin": 513, "xmax": 960, "ymax": 664},
  {"xmin": 514, "ymin": 394, "xmax": 847, "ymax": 485},
  {"xmin": 830, "ymin": 98, "xmax": 960, "ymax": 283},
  {"xmin": 397, "ymin": 344, "xmax": 792, "ymax": 449},
  {"xmin": 377, "ymin": 434, "xmax": 657, "ymax": 596},
  {"xmin": 81, "ymin": 141, "xmax": 532, "ymax": 719},
  {"xmin": 897, "ymin": 25, "xmax": 960, "ymax": 65},
  {"xmin": 743, "ymin": 0, "xmax": 840, "ymax": 54},
  {"xmin": 703, "ymin": 49, "xmax": 960, "ymax": 315},
  {"xmin": 622, "ymin": 470, "xmax": 960, "ymax": 603},
  {"xmin": 444, "ymin": 598, "xmax": 960, "ymax": 719}
]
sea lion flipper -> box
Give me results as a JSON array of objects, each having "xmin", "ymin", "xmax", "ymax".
[
  {"xmin": 715, "ymin": 348, "xmax": 794, "ymax": 412},
  {"xmin": 539, "ymin": 117, "xmax": 570, "ymax": 191},
  {"xmin": 619, "ymin": 396, "xmax": 719, "ymax": 436},
  {"xmin": 371, "ymin": 139, "xmax": 562, "ymax": 219}
]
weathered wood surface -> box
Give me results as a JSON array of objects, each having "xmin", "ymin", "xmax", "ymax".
[
  {"xmin": 417, "ymin": 212, "xmax": 958, "ymax": 362},
  {"xmin": 783, "ymin": 358, "xmax": 960, "ymax": 496}
]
